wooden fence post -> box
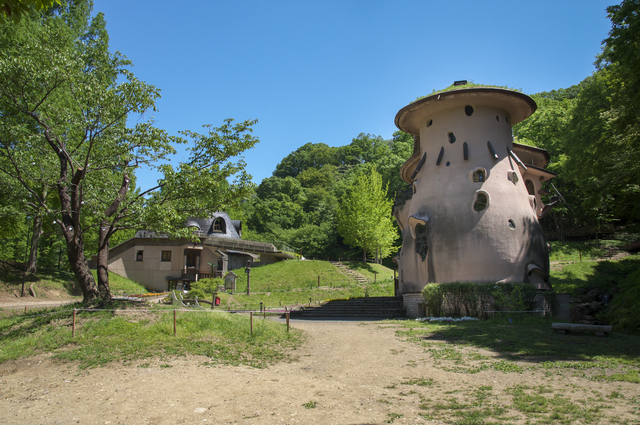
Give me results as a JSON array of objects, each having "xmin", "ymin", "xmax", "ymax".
[
  {"xmin": 250, "ymin": 311, "xmax": 253, "ymax": 335},
  {"xmin": 72, "ymin": 308, "xmax": 76, "ymax": 338},
  {"xmin": 286, "ymin": 311, "xmax": 290, "ymax": 333},
  {"xmin": 173, "ymin": 309, "xmax": 177, "ymax": 337}
]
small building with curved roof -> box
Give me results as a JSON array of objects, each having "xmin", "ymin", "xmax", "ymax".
[{"xmin": 107, "ymin": 212, "xmax": 292, "ymax": 292}]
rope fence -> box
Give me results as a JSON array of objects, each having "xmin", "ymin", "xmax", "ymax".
[{"xmin": 2, "ymin": 305, "xmax": 292, "ymax": 338}]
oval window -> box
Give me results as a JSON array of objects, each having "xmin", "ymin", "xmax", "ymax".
[
  {"xmin": 465, "ymin": 105, "xmax": 474, "ymax": 116},
  {"xmin": 525, "ymin": 179, "xmax": 535, "ymax": 195},
  {"xmin": 473, "ymin": 192, "xmax": 489, "ymax": 211}
]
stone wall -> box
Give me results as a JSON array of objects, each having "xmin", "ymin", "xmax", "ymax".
[{"xmin": 403, "ymin": 292, "xmax": 425, "ymax": 318}]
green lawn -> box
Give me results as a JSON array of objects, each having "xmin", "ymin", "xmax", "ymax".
[
  {"xmin": 191, "ymin": 259, "xmax": 395, "ymax": 310},
  {"xmin": 386, "ymin": 316, "xmax": 640, "ymax": 423},
  {"xmin": 91, "ymin": 271, "xmax": 148, "ymax": 295},
  {"xmin": 0, "ymin": 302, "xmax": 303, "ymax": 369}
]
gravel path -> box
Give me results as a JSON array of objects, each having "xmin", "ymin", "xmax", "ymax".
[{"xmin": 0, "ymin": 317, "xmax": 637, "ymax": 424}]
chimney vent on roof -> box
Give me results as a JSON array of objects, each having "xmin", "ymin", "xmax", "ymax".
[{"xmin": 453, "ymin": 80, "xmax": 468, "ymax": 86}]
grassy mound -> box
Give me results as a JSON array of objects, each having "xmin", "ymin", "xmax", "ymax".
[
  {"xmin": 0, "ymin": 303, "xmax": 303, "ymax": 368},
  {"xmin": 189, "ymin": 259, "xmax": 395, "ymax": 310}
]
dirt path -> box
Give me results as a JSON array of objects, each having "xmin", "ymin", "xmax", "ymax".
[{"xmin": 0, "ymin": 318, "xmax": 637, "ymax": 424}]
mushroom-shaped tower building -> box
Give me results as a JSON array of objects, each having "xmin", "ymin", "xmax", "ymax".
[{"xmin": 392, "ymin": 86, "xmax": 557, "ymax": 316}]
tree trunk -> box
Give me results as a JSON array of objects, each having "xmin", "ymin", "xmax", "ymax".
[
  {"xmin": 95, "ymin": 173, "xmax": 131, "ymax": 301},
  {"xmin": 66, "ymin": 236, "xmax": 100, "ymax": 304},
  {"xmin": 362, "ymin": 249, "xmax": 367, "ymax": 263},
  {"xmin": 26, "ymin": 214, "xmax": 43, "ymax": 274},
  {"xmin": 96, "ymin": 218, "xmax": 112, "ymax": 300}
]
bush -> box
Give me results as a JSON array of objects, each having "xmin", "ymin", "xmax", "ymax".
[
  {"xmin": 422, "ymin": 283, "xmax": 443, "ymax": 317},
  {"xmin": 187, "ymin": 278, "xmax": 224, "ymax": 300},
  {"xmin": 422, "ymin": 281, "xmax": 543, "ymax": 317},
  {"xmin": 606, "ymin": 262, "xmax": 640, "ymax": 335}
]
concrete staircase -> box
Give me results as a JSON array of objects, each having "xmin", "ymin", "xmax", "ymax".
[
  {"xmin": 289, "ymin": 296, "xmax": 405, "ymax": 319},
  {"xmin": 330, "ymin": 261, "xmax": 368, "ymax": 284}
]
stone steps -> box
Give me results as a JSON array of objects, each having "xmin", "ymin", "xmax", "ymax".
[
  {"xmin": 289, "ymin": 296, "xmax": 405, "ymax": 319},
  {"xmin": 330, "ymin": 261, "xmax": 368, "ymax": 284}
]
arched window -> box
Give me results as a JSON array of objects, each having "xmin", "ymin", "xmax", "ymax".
[
  {"xmin": 472, "ymin": 169, "xmax": 486, "ymax": 183},
  {"xmin": 525, "ymin": 179, "xmax": 535, "ymax": 196},
  {"xmin": 212, "ymin": 218, "xmax": 226, "ymax": 233},
  {"xmin": 414, "ymin": 223, "xmax": 428, "ymax": 261}
]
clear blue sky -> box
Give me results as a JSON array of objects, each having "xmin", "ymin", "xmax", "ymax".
[{"xmin": 92, "ymin": 0, "xmax": 614, "ymax": 190}]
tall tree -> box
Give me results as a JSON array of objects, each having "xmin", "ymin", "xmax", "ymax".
[
  {"xmin": 336, "ymin": 167, "xmax": 397, "ymax": 262},
  {"xmin": 0, "ymin": 2, "xmax": 259, "ymax": 303},
  {"xmin": 1, "ymin": 0, "xmax": 60, "ymax": 23}
]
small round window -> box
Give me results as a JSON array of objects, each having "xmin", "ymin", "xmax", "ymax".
[
  {"xmin": 473, "ymin": 191, "xmax": 489, "ymax": 211},
  {"xmin": 508, "ymin": 219, "xmax": 516, "ymax": 230},
  {"xmin": 426, "ymin": 119, "xmax": 433, "ymax": 127},
  {"xmin": 465, "ymin": 105, "xmax": 474, "ymax": 116}
]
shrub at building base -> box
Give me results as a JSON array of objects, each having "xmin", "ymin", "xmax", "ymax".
[
  {"xmin": 187, "ymin": 278, "xmax": 225, "ymax": 300},
  {"xmin": 422, "ymin": 282, "xmax": 550, "ymax": 318}
]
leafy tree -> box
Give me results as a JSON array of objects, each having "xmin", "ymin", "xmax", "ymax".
[
  {"xmin": 0, "ymin": 0, "xmax": 60, "ymax": 23},
  {"xmin": 273, "ymin": 142, "xmax": 339, "ymax": 178},
  {"xmin": 0, "ymin": 2, "xmax": 258, "ymax": 303},
  {"xmin": 336, "ymin": 167, "xmax": 397, "ymax": 262},
  {"xmin": 584, "ymin": 0, "xmax": 640, "ymax": 221}
]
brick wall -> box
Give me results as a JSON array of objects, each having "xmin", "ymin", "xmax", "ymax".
[{"xmin": 403, "ymin": 292, "xmax": 424, "ymax": 318}]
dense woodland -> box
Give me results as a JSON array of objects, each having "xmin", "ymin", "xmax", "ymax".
[{"xmin": 1, "ymin": 0, "xmax": 639, "ymax": 301}]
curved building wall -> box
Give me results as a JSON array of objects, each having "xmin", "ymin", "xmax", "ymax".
[{"xmin": 394, "ymin": 88, "xmax": 552, "ymax": 312}]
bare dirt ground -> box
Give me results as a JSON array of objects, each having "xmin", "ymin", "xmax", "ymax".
[
  {"xmin": 0, "ymin": 287, "xmax": 80, "ymax": 311},
  {"xmin": 1, "ymin": 315, "xmax": 639, "ymax": 425}
]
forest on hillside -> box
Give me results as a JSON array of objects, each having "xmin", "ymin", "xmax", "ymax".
[{"xmin": 1, "ymin": 0, "xmax": 639, "ymax": 280}]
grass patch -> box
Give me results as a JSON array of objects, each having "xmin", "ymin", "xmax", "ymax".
[
  {"xmin": 550, "ymin": 257, "xmax": 640, "ymax": 295},
  {"xmin": 192, "ymin": 259, "xmax": 394, "ymax": 310},
  {"xmin": 0, "ymin": 263, "xmax": 80, "ymax": 297},
  {"xmin": 302, "ymin": 401, "xmax": 317, "ymax": 409},
  {"xmin": 94, "ymin": 271, "xmax": 148, "ymax": 295},
  {"xmin": 548, "ymin": 240, "xmax": 606, "ymax": 262},
  {"xmin": 0, "ymin": 303, "xmax": 303, "ymax": 368},
  {"xmin": 395, "ymin": 317, "xmax": 640, "ymax": 375},
  {"xmin": 400, "ymin": 377, "xmax": 434, "ymax": 386}
]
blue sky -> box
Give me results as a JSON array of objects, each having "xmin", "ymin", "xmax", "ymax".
[{"xmin": 93, "ymin": 0, "xmax": 614, "ymax": 190}]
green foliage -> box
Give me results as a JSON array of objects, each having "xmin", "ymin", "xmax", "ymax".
[
  {"xmin": 551, "ymin": 256, "xmax": 640, "ymax": 295},
  {"xmin": 208, "ymin": 259, "xmax": 394, "ymax": 310},
  {"xmin": 422, "ymin": 283, "xmax": 443, "ymax": 317},
  {"xmin": 605, "ymin": 258, "xmax": 640, "ymax": 335},
  {"xmin": 421, "ymin": 282, "xmax": 540, "ymax": 317},
  {"xmin": 0, "ymin": 0, "xmax": 61, "ymax": 23},
  {"xmin": 0, "ymin": 3, "xmax": 259, "ymax": 302},
  {"xmin": 186, "ymin": 277, "xmax": 224, "ymax": 299},
  {"xmin": 245, "ymin": 131, "xmax": 410, "ymax": 260},
  {"xmin": 548, "ymin": 240, "xmax": 605, "ymax": 262},
  {"xmin": 91, "ymin": 271, "xmax": 147, "ymax": 295},
  {"xmin": 0, "ymin": 305, "xmax": 303, "ymax": 368},
  {"xmin": 336, "ymin": 167, "xmax": 397, "ymax": 261}
]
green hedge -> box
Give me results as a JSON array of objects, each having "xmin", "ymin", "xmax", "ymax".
[
  {"xmin": 421, "ymin": 282, "xmax": 555, "ymax": 317},
  {"xmin": 187, "ymin": 277, "xmax": 225, "ymax": 300}
]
